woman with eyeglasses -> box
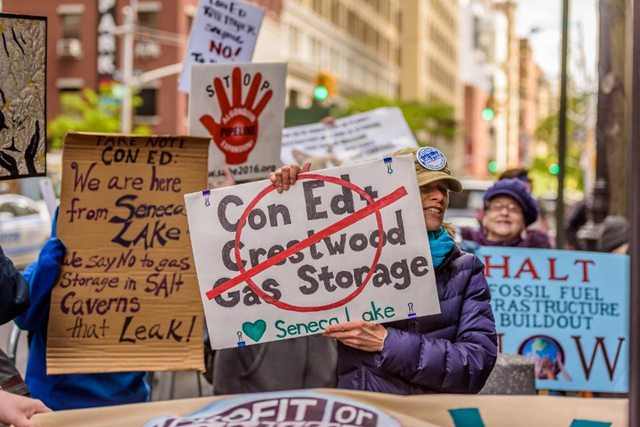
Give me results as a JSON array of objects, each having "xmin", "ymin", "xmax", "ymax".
[{"xmin": 460, "ymin": 179, "xmax": 553, "ymax": 248}]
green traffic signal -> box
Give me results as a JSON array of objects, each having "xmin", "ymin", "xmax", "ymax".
[
  {"xmin": 481, "ymin": 108, "xmax": 495, "ymax": 121},
  {"xmin": 488, "ymin": 161, "xmax": 499, "ymax": 173},
  {"xmin": 549, "ymin": 163, "xmax": 560, "ymax": 175},
  {"xmin": 314, "ymin": 86, "xmax": 329, "ymax": 101}
]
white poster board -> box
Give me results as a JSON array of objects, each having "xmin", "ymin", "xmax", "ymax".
[
  {"xmin": 184, "ymin": 156, "xmax": 440, "ymax": 350},
  {"xmin": 281, "ymin": 107, "xmax": 418, "ymax": 167},
  {"xmin": 189, "ymin": 63, "xmax": 287, "ymax": 185},
  {"xmin": 179, "ymin": 0, "xmax": 264, "ymax": 93}
]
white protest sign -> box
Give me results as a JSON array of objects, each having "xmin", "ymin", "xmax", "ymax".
[
  {"xmin": 281, "ymin": 107, "xmax": 418, "ymax": 167},
  {"xmin": 179, "ymin": 0, "xmax": 264, "ymax": 93},
  {"xmin": 185, "ymin": 156, "xmax": 440, "ymax": 350},
  {"xmin": 189, "ymin": 63, "xmax": 287, "ymax": 185}
]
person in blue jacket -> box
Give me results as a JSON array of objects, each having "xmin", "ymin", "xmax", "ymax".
[{"xmin": 14, "ymin": 209, "xmax": 149, "ymax": 411}]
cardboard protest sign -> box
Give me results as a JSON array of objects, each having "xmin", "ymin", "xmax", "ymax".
[
  {"xmin": 47, "ymin": 132, "xmax": 209, "ymax": 374},
  {"xmin": 179, "ymin": 0, "xmax": 264, "ymax": 93},
  {"xmin": 0, "ymin": 13, "xmax": 46, "ymax": 179},
  {"xmin": 185, "ymin": 155, "xmax": 440, "ymax": 350},
  {"xmin": 33, "ymin": 389, "xmax": 627, "ymax": 427},
  {"xmin": 189, "ymin": 63, "xmax": 287, "ymax": 185},
  {"xmin": 281, "ymin": 107, "xmax": 418, "ymax": 168},
  {"xmin": 478, "ymin": 247, "xmax": 629, "ymax": 392}
]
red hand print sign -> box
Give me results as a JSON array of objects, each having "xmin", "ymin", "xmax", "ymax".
[
  {"xmin": 199, "ymin": 67, "xmax": 273, "ymax": 164},
  {"xmin": 189, "ymin": 63, "xmax": 287, "ymax": 184}
]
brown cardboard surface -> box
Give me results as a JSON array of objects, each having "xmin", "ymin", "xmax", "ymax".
[
  {"xmin": 46, "ymin": 132, "xmax": 209, "ymax": 374},
  {"xmin": 31, "ymin": 389, "xmax": 628, "ymax": 427}
]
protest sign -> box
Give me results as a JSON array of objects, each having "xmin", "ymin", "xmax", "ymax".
[
  {"xmin": 0, "ymin": 13, "xmax": 46, "ymax": 179},
  {"xmin": 478, "ymin": 247, "xmax": 629, "ymax": 392},
  {"xmin": 281, "ymin": 107, "xmax": 418, "ymax": 168},
  {"xmin": 189, "ymin": 63, "xmax": 287, "ymax": 185},
  {"xmin": 185, "ymin": 155, "xmax": 440, "ymax": 350},
  {"xmin": 179, "ymin": 0, "xmax": 264, "ymax": 93},
  {"xmin": 47, "ymin": 132, "xmax": 210, "ymax": 374},
  {"xmin": 33, "ymin": 389, "xmax": 626, "ymax": 427}
]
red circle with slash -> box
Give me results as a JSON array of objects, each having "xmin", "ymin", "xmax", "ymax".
[{"xmin": 234, "ymin": 174, "xmax": 385, "ymax": 312}]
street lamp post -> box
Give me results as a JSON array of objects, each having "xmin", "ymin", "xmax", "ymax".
[{"xmin": 556, "ymin": 0, "xmax": 570, "ymax": 249}]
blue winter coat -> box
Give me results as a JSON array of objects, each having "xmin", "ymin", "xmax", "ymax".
[
  {"xmin": 337, "ymin": 247, "xmax": 497, "ymax": 395},
  {"xmin": 13, "ymin": 211, "xmax": 149, "ymax": 410}
]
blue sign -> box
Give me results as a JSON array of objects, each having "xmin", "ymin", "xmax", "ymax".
[{"xmin": 476, "ymin": 247, "xmax": 629, "ymax": 393}]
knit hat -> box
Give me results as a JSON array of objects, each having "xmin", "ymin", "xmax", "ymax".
[
  {"xmin": 483, "ymin": 178, "xmax": 539, "ymax": 226},
  {"xmin": 392, "ymin": 147, "xmax": 462, "ymax": 193}
]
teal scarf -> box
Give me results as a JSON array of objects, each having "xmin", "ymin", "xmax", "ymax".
[{"xmin": 428, "ymin": 226, "xmax": 455, "ymax": 269}]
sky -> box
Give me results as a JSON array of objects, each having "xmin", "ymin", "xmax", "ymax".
[{"xmin": 515, "ymin": 0, "xmax": 599, "ymax": 92}]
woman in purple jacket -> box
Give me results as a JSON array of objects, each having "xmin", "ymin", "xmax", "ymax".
[
  {"xmin": 460, "ymin": 179, "xmax": 553, "ymax": 249},
  {"xmin": 270, "ymin": 147, "xmax": 497, "ymax": 395}
]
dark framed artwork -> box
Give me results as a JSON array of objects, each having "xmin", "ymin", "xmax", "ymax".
[{"xmin": 0, "ymin": 13, "xmax": 46, "ymax": 180}]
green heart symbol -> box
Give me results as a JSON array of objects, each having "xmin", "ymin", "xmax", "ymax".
[{"xmin": 242, "ymin": 320, "xmax": 267, "ymax": 343}]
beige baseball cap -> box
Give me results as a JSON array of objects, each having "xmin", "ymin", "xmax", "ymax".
[{"xmin": 392, "ymin": 147, "xmax": 463, "ymax": 193}]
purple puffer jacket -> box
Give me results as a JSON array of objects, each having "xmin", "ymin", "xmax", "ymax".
[{"xmin": 337, "ymin": 246, "xmax": 497, "ymax": 395}]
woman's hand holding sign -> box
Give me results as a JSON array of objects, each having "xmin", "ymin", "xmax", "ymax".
[
  {"xmin": 270, "ymin": 162, "xmax": 389, "ymax": 353},
  {"xmin": 323, "ymin": 320, "xmax": 387, "ymax": 352},
  {"xmin": 269, "ymin": 162, "xmax": 311, "ymax": 193}
]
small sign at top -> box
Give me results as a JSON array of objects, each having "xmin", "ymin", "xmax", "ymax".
[{"xmin": 179, "ymin": 0, "xmax": 265, "ymax": 94}]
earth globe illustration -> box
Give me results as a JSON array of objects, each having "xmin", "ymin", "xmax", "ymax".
[{"xmin": 518, "ymin": 335, "xmax": 566, "ymax": 380}]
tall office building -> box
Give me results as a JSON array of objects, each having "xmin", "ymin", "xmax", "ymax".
[
  {"xmin": 253, "ymin": 0, "xmax": 401, "ymax": 108},
  {"xmin": 399, "ymin": 0, "xmax": 462, "ymax": 171},
  {"xmin": 399, "ymin": 0, "xmax": 460, "ymax": 107}
]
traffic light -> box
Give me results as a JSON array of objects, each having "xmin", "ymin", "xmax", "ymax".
[
  {"xmin": 549, "ymin": 163, "xmax": 560, "ymax": 175},
  {"xmin": 488, "ymin": 161, "xmax": 499, "ymax": 173},
  {"xmin": 482, "ymin": 96, "xmax": 496, "ymax": 121},
  {"xmin": 482, "ymin": 108, "xmax": 495, "ymax": 121},
  {"xmin": 314, "ymin": 71, "xmax": 338, "ymax": 101},
  {"xmin": 314, "ymin": 86, "xmax": 329, "ymax": 101}
]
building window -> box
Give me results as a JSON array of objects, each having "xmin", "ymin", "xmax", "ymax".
[
  {"xmin": 289, "ymin": 26, "xmax": 300, "ymax": 56},
  {"xmin": 136, "ymin": 88, "xmax": 158, "ymax": 117},
  {"xmin": 138, "ymin": 10, "xmax": 159, "ymax": 29},
  {"xmin": 311, "ymin": 37, "xmax": 322, "ymax": 63},
  {"xmin": 136, "ymin": 3, "xmax": 161, "ymax": 59},
  {"xmin": 331, "ymin": 0, "xmax": 340, "ymax": 26},
  {"xmin": 312, "ymin": 0, "xmax": 322, "ymax": 14},
  {"xmin": 347, "ymin": 10, "xmax": 356, "ymax": 36},
  {"xmin": 289, "ymin": 89, "xmax": 299, "ymax": 107},
  {"xmin": 331, "ymin": 49, "xmax": 340, "ymax": 73},
  {"xmin": 61, "ymin": 13, "xmax": 82, "ymax": 39}
]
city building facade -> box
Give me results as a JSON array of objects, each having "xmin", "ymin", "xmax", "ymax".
[
  {"xmin": 493, "ymin": 0, "xmax": 521, "ymax": 169},
  {"xmin": 399, "ymin": 0, "xmax": 462, "ymax": 171},
  {"xmin": 460, "ymin": 0, "xmax": 495, "ymax": 178},
  {"xmin": 3, "ymin": 0, "xmax": 199, "ymax": 135},
  {"xmin": 460, "ymin": 0, "xmax": 550, "ymax": 178},
  {"xmin": 263, "ymin": 0, "xmax": 402, "ymax": 108},
  {"xmin": 2, "ymin": 0, "xmax": 401, "ymax": 135},
  {"xmin": 519, "ymin": 38, "xmax": 545, "ymax": 166}
]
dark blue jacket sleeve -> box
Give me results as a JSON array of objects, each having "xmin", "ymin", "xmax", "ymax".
[
  {"xmin": 14, "ymin": 209, "xmax": 65, "ymax": 331},
  {"xmin": 0, "ymin": 245, "xmax": 30, "ymax": 325},
  {"xmin": 377, "ymin": 256, "xmax": 498, "ymax": 393}
]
